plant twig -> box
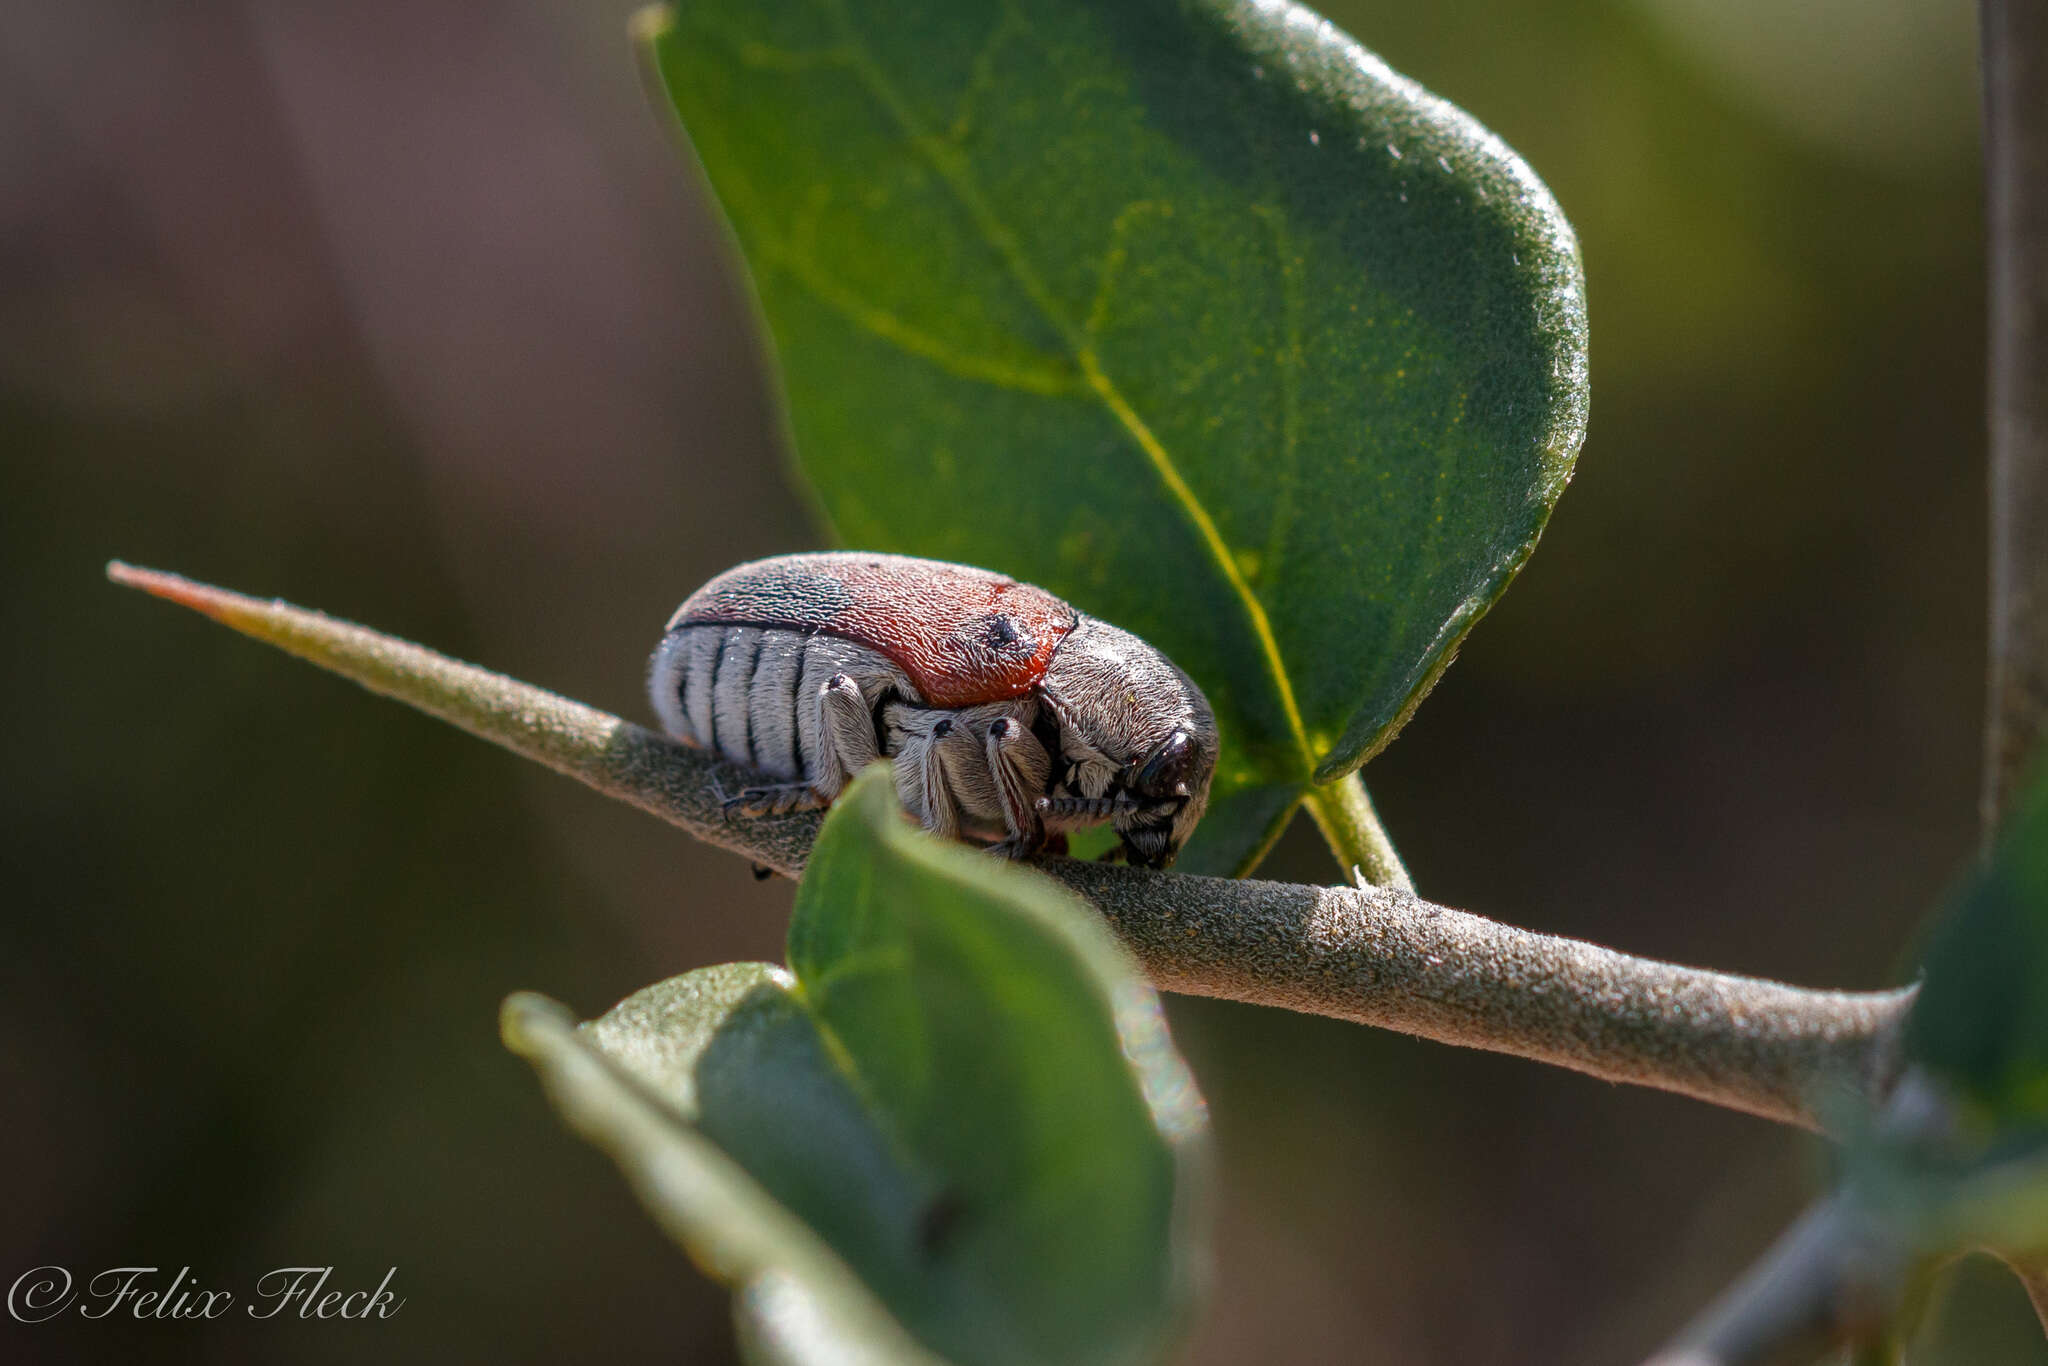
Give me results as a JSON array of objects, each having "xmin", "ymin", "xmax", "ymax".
[
  {"xmin": 1639, "ymin": 1071, "xmax": 1970, "ymax": 1366},
  {"xmin": 108, "ymin": 562, "xmax": 1915, "ymax": 1130},
  {"xmin": 1978, "ymin": 0, "xmax": 2048, "ymax": 1341},
  {"xmin": 1639, "ymin": 1196, "xmax": 1868, "ymax": 1366},
  {"xmin": 1982, "ymin": 0, "xmax": 2048, "ymax": 834}
]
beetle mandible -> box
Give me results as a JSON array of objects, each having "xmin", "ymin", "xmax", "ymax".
[{"xmin": 648, "ymin": 552, "xmax": 1217, "ymax": 868}]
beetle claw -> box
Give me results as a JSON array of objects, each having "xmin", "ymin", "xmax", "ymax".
[
  {"xmin": 712, "ymin": 778, "xmax": 772, "ymax": 818},
  {"xmin": 711, "ymin": 778, "xmax": 740, "ymax": 819}
]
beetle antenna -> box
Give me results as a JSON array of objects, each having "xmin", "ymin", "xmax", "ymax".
[{"xmin": 1036, "ymin": 795, "xmax": 1115, "ymax": 819}]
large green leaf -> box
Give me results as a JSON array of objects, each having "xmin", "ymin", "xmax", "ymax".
[
  {"xmin": 506, "ymin": 767, "xmax": 1209, "ymax": 1365},
  {"xmin": 638, "ymin": 0, "xmax": 1588, "ymax": 872}
]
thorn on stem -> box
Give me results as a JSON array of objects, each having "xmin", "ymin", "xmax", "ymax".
[{"xmin": 105, "ymin": 561, "xmax": 248, "ymax": 623}]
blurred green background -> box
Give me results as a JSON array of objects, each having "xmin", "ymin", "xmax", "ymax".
[{"xmin": 3, "ymin": 0, "xmax": 2038, "ymax": 1361}]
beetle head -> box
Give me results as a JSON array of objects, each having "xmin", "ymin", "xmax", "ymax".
[
  {"xmin": 1040, "ymin": 618, "xmax": 1212, "ymax": 864},
  {"xmin": 1040, "ymin": 614, "xmax": 1218, "ymax": 868},
  {"xmin": 1113, "ymin": 724, "xmax": 1215, "ymax": 868}
]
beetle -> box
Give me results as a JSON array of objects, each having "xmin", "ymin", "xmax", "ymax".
[{"xmin": 647, "ymin": 552, "xmax": 1217, "ymax": 868}]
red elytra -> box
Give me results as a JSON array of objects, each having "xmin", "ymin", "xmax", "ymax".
[{"xmin": 669, "ymin": 552, "xmax": 1079, "ymax": 708}]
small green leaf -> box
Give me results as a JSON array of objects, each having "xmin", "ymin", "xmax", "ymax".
[
  {"xmin": 1909, "ymin": 765, "xmax": 2048, "ymax": 1130},
  {"xmin": 1857, "ymin": 758, "xmax": 2048, "ymax": 1262},
  {"xmin": 507, "ymin": 768, "xmax": 1209, "ymax": 1365},
  {"xmin": 638, "ymin": 0, "xmax": 1587, "ymax": 872},
  {"xmin": 1843, "ymin": 764, "xmax": 2048, "ymax": 1266},
  {"xmin": 502, "ymin": 978, "xmax": 943, "ymax": 1365}
]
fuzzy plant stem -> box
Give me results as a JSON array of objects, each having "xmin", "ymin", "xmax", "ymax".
[
  {"xmin": 1983, "ymin": 0, "xmax": 2048, "ymax": 834},
  {"xmin": 1978, "ymin": 0, "xmax": 2048, "ymax": 1341},
  {"xmin": 109, "ymin": 562, "xmax": 1914, "ymax": 1131}
]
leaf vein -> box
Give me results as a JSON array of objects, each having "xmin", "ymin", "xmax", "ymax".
[
  {"xmin": 1085, "ymin": 199, "xmax": 1174, "ymax": 339},
  {"xmin": 944, "ymin": 2, "xmax": 1030, "ymax": 145}
]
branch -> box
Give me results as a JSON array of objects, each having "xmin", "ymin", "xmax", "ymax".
[
  {"xmin": 1638, "ymin": 1072, "xmax": 1968, "ymax": 1366},
  {"xmin": 1983, "ymin": 0, "xmax": 2048, "ymax": 832},
  {"xmin": 1639, "ymin": 1196, "xmax": 1863, "ymax": 1366},
  {"xmin": 1979, "ymin": 3, "xmax": 2048, "ymax": 1340},
  {"xmin": 107, "ymin": 562, "xmax": 1914, "ymax": 1130}
]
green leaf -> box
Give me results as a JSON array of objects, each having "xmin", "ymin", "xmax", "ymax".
[
  {"xmin": 506, "ymin": 767, "xmax": 1210, "ymax": 1365},
  {"xmin": 502, "ymin": 976, "xmax": 945, "ymax": 1365},
  {"xmin": 1908, "ymin": 763, "xmax": 2048, "ymax": 1130},
  {"xmin": 637, "ymin": 0, "xmax": 1588, "ymax": 872},
  {"xmin": 1843, "ymin": 763, "xmax": 2048, "ymax": 1265}
]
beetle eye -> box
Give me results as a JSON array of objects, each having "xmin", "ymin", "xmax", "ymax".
[{"xmin": 1133, "ymin": 729, "xmax": 1197, "ymax": 799}]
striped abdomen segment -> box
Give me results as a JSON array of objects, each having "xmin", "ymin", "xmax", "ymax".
[{"xmin": 647, "ymin": 625, "xmax": 916, "ymax": 781}]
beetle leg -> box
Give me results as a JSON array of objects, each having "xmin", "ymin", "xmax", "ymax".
[
  {"xmin": 1035, "ymin": 792, "xmax": 1117, "ymax": 831},
  {"xmin": 984, "ymin": 716, "xmax": 1052, "ymax": 859},
  {"xmin": 894, "ymin": 716, "xmax": 963, "ymax": 841},
  {"xmin": 811, "ymin": 672, "xmax": 881, "ymax": 800},
  {"xmin": 722, "ymin": 780, "xmax": 825, "ymax": 818}
]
